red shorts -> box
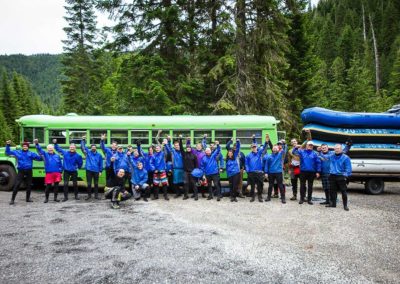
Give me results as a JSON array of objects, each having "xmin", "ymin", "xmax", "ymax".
[{"xmin": 45, "ymin": 172, "xmax": 62, "ymax": 184}]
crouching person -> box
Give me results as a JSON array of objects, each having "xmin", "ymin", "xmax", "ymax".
[
  {"xmin": 104, "ymin": 169, "xmax": 131, "ymax": 209},
  {"xmin": 129, "ymin": 160, "xmax": 150, "ymax": 202}
]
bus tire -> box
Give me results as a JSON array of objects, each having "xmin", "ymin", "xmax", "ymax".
[
  {"xmin": 0, "ymin": 164, "xmax": 16, "ymax": 191},
  {"xmin": 364, "ymin": 178, "xmax": 385, "ymax": 195}
]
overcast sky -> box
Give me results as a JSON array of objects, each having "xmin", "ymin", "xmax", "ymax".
[{"xmin": 0, "ymin": 0, "xmax": 321, "ymax": 55}]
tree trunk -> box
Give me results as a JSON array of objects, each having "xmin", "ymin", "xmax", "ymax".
[
  {"xmin": 235, "ymin": 0, "xmax": 247, "ymax": 111},
  {"xmin": 369, "ymin": 14, "xmax": 380, "ymax": 95},
  {"xmin": 362, "ymin": 3, "xmax": 366, "ymax": 42}
]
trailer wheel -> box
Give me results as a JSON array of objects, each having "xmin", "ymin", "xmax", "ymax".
[
  {"xmin": 364, "ymin": 178, "xmax": 385, "ymax": 195},
  {"xmin": 0, "ymin": 164, "xmax": 16, "ymax": 191}
]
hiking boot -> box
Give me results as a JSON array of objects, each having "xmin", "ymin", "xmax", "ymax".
[
  {"xmin": 112, "ymin": 203, "xmax": 120, "ymax": 209},
  {"xmin": 44, "ymin": 199, "xmax": 49, "ymax": 203},
  {"xmin": 272, "ymin": 194, "xmax": 279, "ymax": 198},
  {"xmin": 207, "ymin": 196, "xmax": 213, "ymax": 200},
  {"xmin": 290, "ymin": 196, "xmax": 297, "ymax": 201},
  {"xmin": 250, "ymin": 197, "xmax": 255, "ymax": 202},
  {"xmin": 282, "ymin": 198, "xmax": 286, "ymax": 204},
  {"xmin": 26, "ymin": 199, "xmax": 33, "ymax": 203},
  {"xmin": 217, "ymin": 197, "xmax": 221, "ymax": 201},
  {"xmin": 237, "ymin": 193, "xmax": 245, "ymax": 198},
  {"xmin": 9, "ymin": 200, "xmax": 15, "ymax": 205},
  {"xmin": 320, "ymin": 201, "xmax": 329, "ymax": 205},
  {"xmin": 258, "ymin": 196, "xmax": 263, "ymax": 202},
  {"xmin": 164, "ymin": 196, "xmax": 170, "ymax": 201},
  {"xmin": 307, "ymin": 201, "xmax": 313, "ymax": 205},
  {"xmin": 299, "ymin": 199, "xmax": 304, "ymax": 204},
  {"xmin": 194, "ymin": 196, "xmax": 198, "ymax": 201},
  {"xmin": 143, "ymin": 197, "xmax": 148, "ymax": 202},
  {"xmin": 183, "ymin": 196, "xmax": 189, "ymax": 200},
  {"xmin": 326, "ymin": 204, "xmax": 336, "ymax": 208},
  {"xmin": 344, "ymin": 206, "xmax": 349, "ymax": 211},
  {"xmin": 62, "ymin": 198, "xmax": 68, "ymax": 202},
  {"xmin": 265, "ymin": 196, "xmax": 271, "ymax": 202},
  {"xmin": 54, "ymin": 198, "xmax": 60, "ymax": 202}
]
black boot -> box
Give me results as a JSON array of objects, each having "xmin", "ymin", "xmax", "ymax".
[
  {"xmin": 152, "ymin": 187, "xmax": 159, "ymax": 200},
  {"xmin": 44, "ymin": 185, "xmax": 50, "ymax": 203},
  {"xmin": 26, "ymin": 191, "xmax": 33, "ymax": 202},
  {"xmin": 54, "ymin": 193, "xmax": 60, "ymax": 202},
  {"xmin": 163, "ymin": 186, "xmax": 169, "ymax": 201},
  {"xmin": 74, "ymin": 194, "xmax": 80, "ymax": 200},
  {"xmin": 281, "ymin": 190, "xmax": 286, "ymax": 204}
]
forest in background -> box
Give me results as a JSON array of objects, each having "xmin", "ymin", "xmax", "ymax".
[{"xmin": 0, "ymin": 0, "xmax": 400, "ymax": 143}]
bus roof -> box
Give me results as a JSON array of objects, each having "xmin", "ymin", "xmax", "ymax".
[{"xmin": 17, "ymin": 115, "xmax": 278, "ymax": 129}]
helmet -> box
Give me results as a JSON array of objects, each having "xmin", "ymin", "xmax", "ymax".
[{"xmin": 191, "ymin": 168, "xmax": 204, "ymax": 178}]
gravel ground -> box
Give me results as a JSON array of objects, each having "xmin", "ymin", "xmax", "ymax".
[{"xmin": 0, "ymin": 183, "xmax": 399, "ymax": 284}]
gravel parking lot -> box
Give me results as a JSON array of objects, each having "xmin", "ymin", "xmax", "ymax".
[{"xmin": 0, "ymin": 183, "xmax": 399, "ymax": 284}]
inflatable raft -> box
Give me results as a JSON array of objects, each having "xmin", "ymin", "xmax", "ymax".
[
  {"xmin": 301, "ymin": 107, "xmax": 400, "ymax": 128},
  {"xmin": 303, "ymin": 123, "xmax": 400, "ymax": 144},
  {"xmin": 311, "ymin": 140, "xmax": 400, "ymax": 160},
  {"xmin": 351, "ymin": 159, "xmax": 400, "ymax": 174}
]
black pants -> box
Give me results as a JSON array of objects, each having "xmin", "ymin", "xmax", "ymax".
[
  {"xmin": 329, "ymin": 175, "xmax": 348, "ymax": 207},
  {"xmin": 105, "ymin": 166, "xmax": 115, "ymax": 187},
  {"xmin": 86, "ymin": 170, "xmax": 99, "ymax": 197},
  {"xmin": 248, "ymin": 172, "xmax": 264, "ymax": 197},
  {"xmin": 184, "ymin": 171, "xmax": 195, "ymax": 197},
  {"xmin": 11, "ymin": 169, "xmax": 32, "ymax": 201},
  {"xmin": 228, "ymin": 173, "xmax": 240, "ymax": 199},
  {"xmin": 300, "ymin": 171, "xmax": 316, "ymax": 201},
  {"xmin": 105, "ymin": 186, "xmax": 131, "ymax": 204},
  {"xmin": 206, "ymin": 174, "xmax": 221, "ymax": 198},
  {"xmin": 268, "ymin": 173, "xmax": 284, "ymax": 197},
  {"xmin": 63, "ymin": 170, "xmax": 78, "ymax": 199},
  {"xmin": 45, "ymin": 182, "xmax": 59, "ymax": 200},
  {"xmin": 291, "ymin": 174, "xmax": 300, "ymax": 196}
]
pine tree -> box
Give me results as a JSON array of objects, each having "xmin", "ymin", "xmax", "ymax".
[{"xmin": 62, "ymin": 0, "xmax": 98, "ymax": 114}]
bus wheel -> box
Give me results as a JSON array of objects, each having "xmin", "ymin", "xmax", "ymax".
[
  {"xmin": 364, "ymin": 178, "xmax": 385, "ymax": 195},
  {"xmin": 0, "ymin": 164, "xmax": 16, "ymax": 191}
]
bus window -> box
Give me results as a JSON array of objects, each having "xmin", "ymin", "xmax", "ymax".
[
  {"xmin": 69, "ymin": 129, "xmax": 87, "ymax": 144},
  {"xmin": 172, "ymin": 130, "xmax": 191, "ymax": 141},
  {"xmin": 49, "ymin": 129, "xmax": 67, "ymax": 144},
  {"xmin": 131, "ymin": 130, "xmax": 150, "ymax": 145},
  {"xmin": 194, "ymin": 130, "xmax": 212, "ymax": 144},
  {"xmin": 236, "ymin": 130, "xmax": 262, "ymax": 145},
  {"xmin": 215, "ymin": 130, "xmax": 233, "ymax": 143},
  {"xmin": 90, "ymin": 130, "xmax": 106, "ymax": 145},
  {"xmin": 111, "ymin": 130, "xmax": 128, "ymax": 145},
  {"xmin": 152, "ymin": 130, "xmax": 170, "ymax": 144},
  {"xmin": 22, "ymin": 127, "xmax": 44, "ymax": 143}
]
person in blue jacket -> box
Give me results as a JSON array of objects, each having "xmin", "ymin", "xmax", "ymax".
[
  {"xmin": 100, "ymin": 134, "xmax": 118, "ymax": 187},
  {"xmin": 35, "ymin": 139, "xmax": 63, "ymax": 203},
  {"xmin": 140, "ymin": 145, "xmax": 155, "ymax": 195},
  {"xmin": 227, "ymin": 139, "xmax": 246, "ymax": 198},
  {"xmin": 322, "ymin": 144, "xmax": 352, "ymax": 211},
  {"xmin": 150, "ymin": 142, "xmax": 169, "ymax": 201},
  {"xmin": 81, "ymin": 137, "xmax": 104, "ymax": 200},
  {"xmin": 264, "ymin": 145, "xmax": 287, "ymax": 204},
  {"xmin": 6, "ymin": 140, "xmax": 42, "ymax": 205},
  {"xmin": 200, "ymin": 141, "xmax": 222, "ymax": 201},
  {"xmin": 166, "ymin": 135, "xmax": 184, "ymax": 198},
  {"xmin": 225, "ymin": 139, "xmax": 241, "ymax": 202},
  {"xmin": 245, "ymin": 134, "xmax": 268, "ymax": 202},
  {"xmin": 54, "ymin": 139, "xmax": 83, "ymax": 202},
  {"xmin": 292, "ymin": 140, "xmax": 321, "ymax": 205},
  {"xmin": 128, "ymin": 160, "xmax": 150, "ymax": 202}
]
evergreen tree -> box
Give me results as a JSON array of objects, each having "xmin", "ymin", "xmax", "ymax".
[{"xmin": 62, "ymin": 0, "xmax": 98, "ymax": 114}]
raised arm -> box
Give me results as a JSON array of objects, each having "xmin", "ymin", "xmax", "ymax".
[
  {"xmin": 202, "ymin": 134, "xmax": 207, "ymax": 150},
  {"xmin": 34, "ymin": 139, "xmax": 45, "ymax": 156},
  {"xmin": 53, "ymin": 140, "xmax": 66, "ymax": 156},
  {"xmin": 210, "ymin": 142, "xmax": 221, "ymax": 159},
  {"xmin": 226, "ymin": 138, "xmax": 233, "ymax": 151},
  {"xmin": 80, "ymin": 137, "xmax": 89, "ymax": 155},
  {"xmin": 100, "ymin": 134, "xmax": 110, "ymax": 156},
  {"xmin": 5, "ymin": 141, "xmax": 17, "ymax": 156},
  {"xmin": 234, "ymin": 139, "xmax": 240, "ymax": 159}
]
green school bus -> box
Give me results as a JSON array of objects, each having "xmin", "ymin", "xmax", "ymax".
[{"xmin": 0, "ymin": 113, "xmax": 280, "ymax": 191}]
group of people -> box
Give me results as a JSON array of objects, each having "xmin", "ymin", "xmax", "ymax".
[{"xmin": 5, "ymin": 129, "xmax": 352, "ymax": 210}]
